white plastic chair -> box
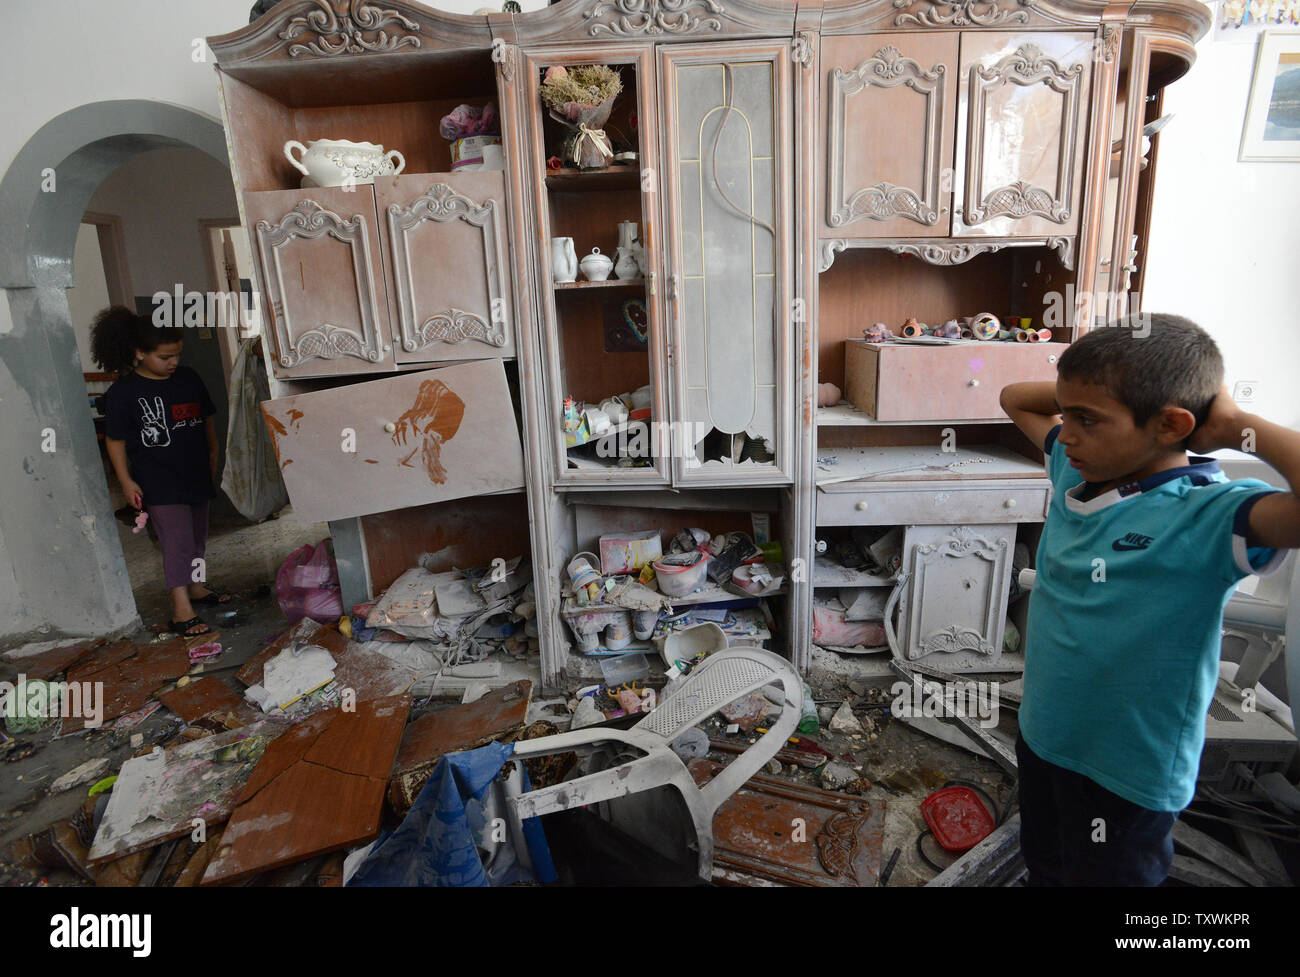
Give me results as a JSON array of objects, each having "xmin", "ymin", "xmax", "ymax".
[{"xmin": 505, "ymin": 646, "xmax": 803, "ymax": 881}]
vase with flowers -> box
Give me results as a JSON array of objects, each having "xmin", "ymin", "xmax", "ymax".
[{"xmin": 540, "ymin": 64, "xmax": 623, "ymax": 171}]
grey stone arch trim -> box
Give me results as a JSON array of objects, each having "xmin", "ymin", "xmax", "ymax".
[
  {"xmin": 0, "ymin": 100, "xmax": 229, "ymax": 648},
  {"xmin": 0, "ymin": 100, "xmax": 229, "ymax": 288}
]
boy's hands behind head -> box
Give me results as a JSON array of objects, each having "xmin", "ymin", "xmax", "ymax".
[{"xmin": 1188, "ymin": 385, "xmax": 1249, "ymax": 455}]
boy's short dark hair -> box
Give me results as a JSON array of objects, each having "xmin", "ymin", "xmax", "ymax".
[{"xmin": 1057, "ymin": 313, "xmax": 1223, "ymax": 432}]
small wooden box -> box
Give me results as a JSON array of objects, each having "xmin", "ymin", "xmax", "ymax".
[{"xmin": 843, "ymin": 340, "xmax": 1068, "ymax": 422}]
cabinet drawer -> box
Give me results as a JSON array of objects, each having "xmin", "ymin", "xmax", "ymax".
[
  {"xmin": 818, "ymin": 480, "xmax": 1050, "ymax": 525},
  {"xmin": 844, "ymin": 340, "xmax": 1066, "ymax": 421}
]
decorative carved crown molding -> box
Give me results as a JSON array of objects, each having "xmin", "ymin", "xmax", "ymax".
[
  {"xmin": 277, "ymin": 0, "xmax": 422, "ymax": 57},
  {"xmin": 893, "ymin": 0, "xmax": 1031, "ymax": 28},
  {"xmin": 584, "ymin": 0, "xmax": 726, "ymax": 36}
]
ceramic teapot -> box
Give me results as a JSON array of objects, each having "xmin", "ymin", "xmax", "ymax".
[{"xmin": 283, "ymin": 139, "xmax": 406, "ymax": 187}]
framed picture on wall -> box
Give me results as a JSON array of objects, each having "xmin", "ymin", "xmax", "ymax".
[{"xmin": 1240, "ymin": 31, "xmax": 1300, "ymax": 160}]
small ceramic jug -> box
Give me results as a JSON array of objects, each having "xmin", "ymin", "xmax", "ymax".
[
  {"xmin": 551, "ymin": 237, "xmax": 577, "ymax": 283},
  {"xmin": 580, "ymin": 247, "xmax": 614, "ymax": 282}
]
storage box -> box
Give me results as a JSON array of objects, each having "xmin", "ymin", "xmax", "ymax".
[{"xmin": 843, "ymin": 340, "xmax": 1069, "ymax": 422}]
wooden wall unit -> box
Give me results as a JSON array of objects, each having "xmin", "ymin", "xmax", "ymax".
[{"xmin": 209, "ymin": 0, "xmax": 1209, "ymax": 689}]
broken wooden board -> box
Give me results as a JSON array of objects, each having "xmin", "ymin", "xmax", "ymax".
[
  {"xmin": 5, "ymin": 638, "xmax": 106, "ymax": 681},
  {"xmin": 688, "ymin": 759, "xmax": 885, "ymax": 886},
  {"xmin": 63, "ymin": 638, "xmax": 193, "ymax": 732},
  {"xmin": 1168, "ymin": 853, "xmax": 1247, "ymax": 887},
  {"xmin": 202, "ymin": 694, "xmax": 411, "ymax": 885},
  {"xmin": 262, "ymin": 358, "xmax": 526, "ymax": 523},
  {"xmin": 158, "ymin": 676, "xmax": 249, "ymax": 724},
  {"xmin": 87, "ymin": 721, "xmax": 284, "ymax": 865},
  {"xmin": 1171, "ymin": 819, "xmax": 1277, "ymax": 887},
  {"xmin": 388, "ymin": 680, "xmax": 532, "ymax": 813},
  {"xmin": 926, "ymin": 812, "xmax": 1022, "ymax": 886},
  {"xmin": 237, "ymin": 620, "xmax": 416, "ymax": 712}
]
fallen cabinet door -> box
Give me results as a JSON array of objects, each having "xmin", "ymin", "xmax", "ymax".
[{"xmin": 262, "ymin": 358, "xmax": 525, "ymax": 522}]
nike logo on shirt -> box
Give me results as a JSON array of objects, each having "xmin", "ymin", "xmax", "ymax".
[{"xmin": 1112, "ymin": 533, "xmax": 1155, "ymax": 551}]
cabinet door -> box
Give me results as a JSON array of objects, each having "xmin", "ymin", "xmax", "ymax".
[
  {"xmin": 245, "ymin": 186, "xmax": 393, "ymax": 379},
  {"xmin": 374, "ymin": 172, "xmax": 516, "ymax": 364},
  {"xmin": 261, "ymin": 358, "xmax": 525, "ymax": 523},
  {"xmin": 659, "ymin": 41, "xmax": 794, "ymax": 485},
  {"xmin": 820, "ymin": 33, "xmax": 958, "ymax": 239},
  {"xmin": 953, "ymin": 33, "xmax": 1093, "ymax": 238},
  {"xmin": 898, "ymin": 524, "xmax": 1013, "ymax": 670}
]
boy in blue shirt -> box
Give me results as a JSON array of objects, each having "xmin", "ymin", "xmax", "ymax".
[{"xmin": 1000, "ymin": 313, "xmax": 1299, "ymax": 885}]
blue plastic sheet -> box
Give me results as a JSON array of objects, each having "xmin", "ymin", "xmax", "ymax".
[{"xmin": 348, "ymin": 741, "xmax": 555, "ymax": 887}]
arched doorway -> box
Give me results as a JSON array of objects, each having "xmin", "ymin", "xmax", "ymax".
[{"xmin": 0, "ymin": 100, "xmax": 230, "ymax": 648}]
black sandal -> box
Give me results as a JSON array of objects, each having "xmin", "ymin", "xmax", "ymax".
[{"xmin": 169, "ymin": 616, "xmax": 213, "ymax": 637}]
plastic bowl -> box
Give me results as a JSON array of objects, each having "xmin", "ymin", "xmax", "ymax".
[{"xmin": 653, "ymin": 554, "xmax": 710, "ymax": 597}]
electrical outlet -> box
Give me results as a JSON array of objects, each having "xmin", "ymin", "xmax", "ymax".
[{"xmin": 1232, "ymin": 381, "xmax": 1259, "ymax": 404}]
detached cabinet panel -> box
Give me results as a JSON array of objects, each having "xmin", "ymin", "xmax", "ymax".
[
  {"xmin": 898, "ymin": 524, "xmax": 1014, "ymax": 671},
  {"xmin": 246, "ymin": 187, "xmax": 394, "ymax": 379},
  {"xmin": 374, "ymin": 172, "xmax": 516, "ymax": 364},
  {"xmin": 659, "ymin": 42, "xmax": 794, "ymax": 485},
  {"xmin": 261, "ymin": 358, "xmax": 525, "ymax": 523},
  {"xmin": 954, "ymin": 33, "xmax": 1093, "ymax": 239},
  {"xmin": 820, "ymin": 33, "xmax": 959, "ymax": 239}
]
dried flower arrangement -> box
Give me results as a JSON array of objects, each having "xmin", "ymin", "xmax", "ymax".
[
  {"xmin": 540, "ymin": 64, "xmax": 624, "ymax": 170},
  {"xmin": 540, "ymin": 64, "xmax": 623, "ymax": 121}
]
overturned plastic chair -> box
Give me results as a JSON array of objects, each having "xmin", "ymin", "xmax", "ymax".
[{"xmin": 505, "ymin": 646, "xmax": 803, "ymax": 882}]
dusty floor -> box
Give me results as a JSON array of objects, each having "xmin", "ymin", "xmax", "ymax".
[
  {"xmin": 100, "ymin": 451, "xmax": 329, "ymax": 627},
  {"xmin": 0, "ymin": 456, "xmax": 1013, "ymax": 886}
]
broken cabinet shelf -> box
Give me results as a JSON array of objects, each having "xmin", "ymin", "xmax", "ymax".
[{"xmin": 817, "ymin": 402, "xmax": 1013, "ymax": 427}]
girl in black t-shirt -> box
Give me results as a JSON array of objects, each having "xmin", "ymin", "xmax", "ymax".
[{"xmin": 92, "ymin": 307, "xmax": 232, "ymax": 637}]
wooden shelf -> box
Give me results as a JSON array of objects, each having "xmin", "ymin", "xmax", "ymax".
[
  {"xmin": 545, "ymin": 167, "xmax": 640, "ymax": 191},
  {"xmin": 554, "ymin": 278, "xmax": 645, "ymax": 291},
  {"xmin": 817, "ymin": 402, "xmax": 1013, "ymax": 427}
]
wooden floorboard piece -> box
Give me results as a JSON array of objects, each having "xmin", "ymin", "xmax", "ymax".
[
  {"xmin": 388, "ymin": 680, "xmax": 532, "ymax": 813},
  {"xmin": 201, "ymin": 694, "xmax": 411, "ymax": 885}
]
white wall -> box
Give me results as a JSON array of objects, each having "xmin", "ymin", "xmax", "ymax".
[
  {"xmin": 1, "ymin": 0, "xmax": 547, "ymax": 186},
  {"xmin": 1143, "ymin": 21, "xmax": 1300, "ymax": 429},
  {"xmin": 86, "ymin": 148, "xmax": 239, "ymax": 297}
]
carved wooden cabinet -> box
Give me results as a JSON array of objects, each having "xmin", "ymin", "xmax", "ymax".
[
  {"xmin": 209, "ymin": 0, "xmax": 1211, "ymax": 686},
  {"xmin": 659, "ymin": 40, "xmax": 795, "ymax": 485},
  {"xmin": 897, "ymin": 523, "xmax": 1015, "ymax": 671},
  {"xmin": 953, "ymin": 32, "xmax": 1094, "ymax": 239},
  {"xmin": 375, "ymin": 172, "xmax": 516, "ymax": 364},
  {"xmin": 819, "ymin": 33, "xmax": 959, "ymax": 240},
  {"xmin": 246, "ymin": 186, "xmax": 394, "ymax": 379}
]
